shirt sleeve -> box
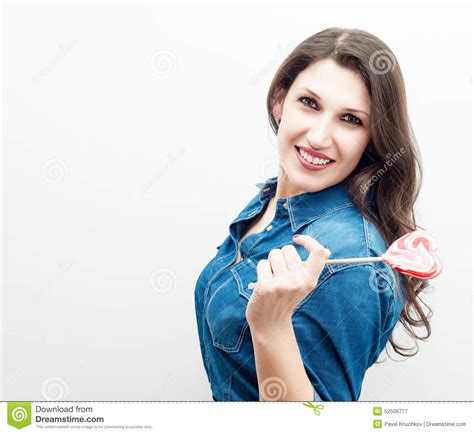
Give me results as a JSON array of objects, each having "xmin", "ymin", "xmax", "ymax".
[{"xmin": 291, "ymin": 263, "xmax": 401, "ymax": 401}]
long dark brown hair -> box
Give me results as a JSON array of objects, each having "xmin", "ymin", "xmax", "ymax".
[{"xmin": 266, "ymin": 27, "xmax": 432, "ymax": 359}]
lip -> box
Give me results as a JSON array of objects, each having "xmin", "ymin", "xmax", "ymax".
[
  {"xmin": 296, "ymin": 146, "xmax": 335, "ymax": 161},
  {"xmin": 295, "ymin": 145, "xmax": 336, "ymax": 171}
]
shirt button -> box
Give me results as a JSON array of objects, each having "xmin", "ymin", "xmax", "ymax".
[
  {"xmin": 266, "ymin": 225, "xmax": 273, "ymax": 231},
  {"xmin": 283, "ymin": 202, "xmax": 288, "ymax": 209},
  {"xmin": 247, "ymin": 282, "xmax": 256, "ymax": 290}
]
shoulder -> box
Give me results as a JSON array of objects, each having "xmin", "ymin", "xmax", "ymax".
[
  {"xmin": 300, "ymin": 206, "xmax": 406, "ymax": 325},
  {"xmin": 307, "ymin": 204, "xmax": 387, "ymax": 269},
  {"xmin": 307, "ymin": 202, "xmax": 407, "ymax": 299},
  {"xmin": 296, "ymin": 263, "xmax": 394, "ymax": 316}
]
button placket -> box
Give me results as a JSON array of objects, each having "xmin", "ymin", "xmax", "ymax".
[{"xmin": 241, "ymin": 198, "xmax": 286, "ymax": 295}]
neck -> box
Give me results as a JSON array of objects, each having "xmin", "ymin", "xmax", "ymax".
[{"xmin": 274, "ymin": 169, "xmax": 307, "ymax": 200}]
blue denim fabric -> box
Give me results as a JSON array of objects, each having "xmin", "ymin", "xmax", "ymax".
[{"xmin": 194, "ymin": 176, "xmax": 407, "ymax": 401}]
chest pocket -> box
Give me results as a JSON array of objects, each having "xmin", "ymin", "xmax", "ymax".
[{"xmin": 205, "ymin": 258, "xmax": 256, "ymax": 353}]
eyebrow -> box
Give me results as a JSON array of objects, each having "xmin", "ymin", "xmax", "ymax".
[{"xmin": 296, "ymin": 86, "xmax": 370, "ymax": 117}]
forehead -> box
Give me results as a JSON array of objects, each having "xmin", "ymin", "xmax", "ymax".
[{"xmin": 292, "ymin": 59, "xmax": 371, "ymax": 112}]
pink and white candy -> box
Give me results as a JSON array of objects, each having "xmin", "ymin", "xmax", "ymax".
[
  {"xmin": 381, "ymin": 230, "xmax": 442, "ymax": 279},
  {"xmin": 325, "ymin": 230, "xmax": 443, "ymax": 280}
]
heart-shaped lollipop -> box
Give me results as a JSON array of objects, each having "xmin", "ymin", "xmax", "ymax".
[
  {"xmin": 325, "ymin": 230, "xmax": 443, "ymax": 280},
  {"xmin": 381, "ymin": 230, "xmax": 442, "ymax": 279}
]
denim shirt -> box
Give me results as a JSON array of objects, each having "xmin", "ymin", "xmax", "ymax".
[{"xmin": 194, "ymin": 176, "xmax": 407, "ymax": 401}]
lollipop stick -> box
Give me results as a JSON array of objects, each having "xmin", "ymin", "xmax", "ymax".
[
  {"xmin": 319, "ymin": 230, "xmax": 442, "ymax": 280},
  {"xmin": 325, "ymin": 256, "xmax": 384, "ymax": 264}
]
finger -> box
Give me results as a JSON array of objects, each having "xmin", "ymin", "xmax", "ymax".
[
  {"xmin": 268, "ymin": 248, "xmax": 288, "ymax": 276},
  {"xmin": 292, "ymin": 234, "xmax": 330, "ymax": 276},
  {"xmin": 256, "ymin": 259, "xmax": 273, "ymax": 285},
  {"xmin": 281, "ymin": 244, "xmax": 305, "ymax": 272}
]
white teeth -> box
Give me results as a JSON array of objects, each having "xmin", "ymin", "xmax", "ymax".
[{"xmin": 298, "ymin": 147, "xmax": 331, "ymax": 165}]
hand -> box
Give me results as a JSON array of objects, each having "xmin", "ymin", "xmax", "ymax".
[{"xmin": 246, "ymin": 234, "xmax": 331, "ymax": 333}]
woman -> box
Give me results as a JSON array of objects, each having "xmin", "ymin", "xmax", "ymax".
[{"xmin": 194, "ymin": 27, "xmax": 431, "ymax": 401}]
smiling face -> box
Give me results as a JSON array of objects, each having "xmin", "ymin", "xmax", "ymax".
[{"xmin": 272, "ymin": 58, "xmax": 372, "ymax": 197}]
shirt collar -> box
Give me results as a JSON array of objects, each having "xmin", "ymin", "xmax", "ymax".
[{"xmin": 255, "ymin": 176, "xmax": 355, "ymax": 232}]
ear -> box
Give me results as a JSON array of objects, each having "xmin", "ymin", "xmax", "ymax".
[{"xmin": 271, "ymin": 87, "xmax": 286, "ymax": 123}]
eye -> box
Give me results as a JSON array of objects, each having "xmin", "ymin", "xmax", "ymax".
[
  {"xmin": 298, "ymin": 96, "xmax": 318, "ymax": 110},
  {"xmin": 341, "ymin": 114, "xmax": 363, "ymax": 126},
  {"xmin": 298, "ymin": 96, "xmax": 364, "ymax": 127}
]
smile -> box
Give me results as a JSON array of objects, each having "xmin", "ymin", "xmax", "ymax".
[{"xmin": 295, "ymin": 146, "xmax": 336, "ymax": 171}]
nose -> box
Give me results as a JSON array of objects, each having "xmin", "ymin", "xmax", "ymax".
[{"xmin": 305, "ymin": 116, "xmax": 334, "ymax": 148}]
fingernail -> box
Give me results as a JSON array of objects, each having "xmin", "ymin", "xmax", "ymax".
[{"xmin": 292, "ymin": 234, "xmax": 301, "ymax": 239}]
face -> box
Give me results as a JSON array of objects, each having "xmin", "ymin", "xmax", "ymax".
[{"xmin": 272, "ymin": 58, "xmax": 372, "ymax": 197}]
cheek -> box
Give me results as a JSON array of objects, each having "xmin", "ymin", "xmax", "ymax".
[
  {"xmin": 335, "ymin": 127, "xmax": 368, "ymax": 144},
  {"xmin": 338, "ymin": 146, "xmax": 367, "ymax": 170},
  {"xmin": 279, "ymin": 109, "xmax": 308, "ymax": 136},
  {"xmin": 276, "ymin": 127, "xmax": 295, "ymax": 154},
  {"xmin": 336, "ymin": 130, "xmax": 369, "ymax": 155}
]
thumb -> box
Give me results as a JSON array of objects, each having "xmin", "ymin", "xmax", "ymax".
[{"xmin": 292, "ymin": 234, "xmax": 331, "ymax": 273}]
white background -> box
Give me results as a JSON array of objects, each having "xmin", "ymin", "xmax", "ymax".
[{"xmin": 1, "ymin": 0, "xmax": 472, "ymax": 401}]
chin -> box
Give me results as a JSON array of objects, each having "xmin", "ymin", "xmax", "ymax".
[{"xmin": 283, "ymin": 169, "xmax": 329, "ymax": 193}]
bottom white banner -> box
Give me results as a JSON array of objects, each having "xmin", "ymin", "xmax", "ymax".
[{"xmin": 0, "ymin": 401, "xmax": 472, "ymax": 433}]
